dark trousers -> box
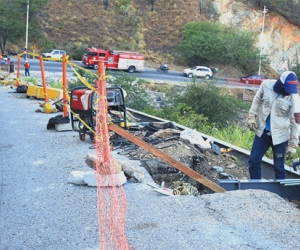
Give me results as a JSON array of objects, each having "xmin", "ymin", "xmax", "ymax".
[
  {"xmin": 25, "ymin": 69, "xmax": 30, "ymax": 76},
  {"xmin": 248, "ymin": 130, "xmax": 288, "ymax": 179}
]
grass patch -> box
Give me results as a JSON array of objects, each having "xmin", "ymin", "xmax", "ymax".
[
  {"xmin": 49, "ymin": 80, "xmax": 63, "ymax": 89},
  {"xmin": 211, "ymin": 125, "xmax": 254, "ymax": 150},
  {"xmin": 25, "ymin": 77, "xmax": 39, "ymax": 85}
]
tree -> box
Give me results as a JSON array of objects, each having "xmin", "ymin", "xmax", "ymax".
[
  {"xmin": 177, "ymin": 21, "xmax": 261, "ymax": 73},
  {"xmin": 0, "ymin": 0, "xmax": 48, "ymax": 54},
  {"xmin": 221, "ymin": 27, "xmax": 262, "ymax": 72}
]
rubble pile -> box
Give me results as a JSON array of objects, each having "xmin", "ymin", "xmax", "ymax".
[{"xmin": 111, "ymin": 122, "xmax": 250, "ymax": 195}]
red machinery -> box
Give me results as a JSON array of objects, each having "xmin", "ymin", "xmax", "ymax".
[{"xmin": 70, "ymin": 86, "xmax": 127, "ymax": 142}]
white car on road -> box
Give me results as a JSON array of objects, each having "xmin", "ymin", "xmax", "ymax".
[
  {"xmin": 182, "ymin": 66, "xmax": 213, "ymax": 79},
  {"xmin": 42, "ymin": 49, "xmax": 66, "ymax": 60}
]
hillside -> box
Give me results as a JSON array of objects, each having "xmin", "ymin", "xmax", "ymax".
[
  {"xmin": 37, "ymin": 0, "xmax": 205, "ymax": 65},
  {"xmin": 6, "ymin": 0, "xmax": 300, "ymax": 78}
]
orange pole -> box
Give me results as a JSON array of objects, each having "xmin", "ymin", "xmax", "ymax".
[
  {"xmin": 39, "ymin": 56, "xmax": 49, "ymax": 103},
  {"xmin": 98, "ymin": 61, "xmax": 101, "ymax": 77},
  {"xmin": 16, "ymin": 56, "xmax": 21, "ymax": 87},
  {"xmin": 62, "ymin": 54, "xmax": 68, "ymax": 117},
  {"xmin": 100, "ymin": 61, "xmax": 110, "ymax": 163},
  {"xmin": 98, "ymin": 61, "xmax": 105, "ymax": 92}
]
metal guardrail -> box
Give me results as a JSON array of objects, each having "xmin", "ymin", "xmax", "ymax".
[
  {"xmin": 128, "ymin": 108, "xmax": 300, "ymax": 199},
  {"xmin": 219, "ymin": 179, "xmax": 300, "ymax": 200},
  {"xmin": 127, "ymin": 108, "xmax": 300, "ymax": 179}
]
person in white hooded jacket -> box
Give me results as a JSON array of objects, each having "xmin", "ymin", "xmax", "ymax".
[{"xmin": 247, "ymin": 71, "xmax": 300, "ymax": 179}]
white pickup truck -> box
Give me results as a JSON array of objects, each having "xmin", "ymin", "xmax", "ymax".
[{"xmin": 41, "ymin": 49, "xmax": 66, "ymax": 60}]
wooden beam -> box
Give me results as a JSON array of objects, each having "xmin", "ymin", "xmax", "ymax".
[{"xmin": 109, "ymin": 123, "xmax": 226, "ymax": 193}]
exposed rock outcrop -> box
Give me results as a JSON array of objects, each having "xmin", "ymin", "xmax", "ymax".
[{"xmin": 212, "ymin": 0, "xmax": 300, "ymax": 74}]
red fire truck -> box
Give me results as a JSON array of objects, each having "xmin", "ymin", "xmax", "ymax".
[{"xmin": 82, "ymin": 48, "xmax": 145, "ymax": 73}]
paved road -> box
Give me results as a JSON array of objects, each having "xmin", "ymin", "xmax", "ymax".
[
  {"xmin": 10, "ymin": 58, "xmax": 233, "ymax": 86},
  {"xmin": 0, "ymin": 87, "xmax": 100, "ymax": 249},
  {"xmin": 1, "ymin": 86, "xmax": 300, "ymax": 250},
  {"xmin": 7, "ymin": 57, "xmax": 264, "ymax": 90}
]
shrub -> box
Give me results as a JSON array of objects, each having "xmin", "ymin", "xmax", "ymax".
[
  {"xmin": 211, "ymin": 125, "xmax": 254, "ymax": 149},
  {"xmin": 49, "ymin": 80, "xmax": 62, "ymax": 89},
  {"xmin": 68, "ymin": 69, "xmax": 97, "ymax": 91},
  {"xmin": 41, "ymin": 41, "xmax": 57, "ymax": 53},
  {"xmin": 171, "ymin": 82, "xmax": 244, "ymax": 128},
  {"xmin": 110, "ymin": 72, "xmax": 151, "ymax": 111},
  {"xmin": 144, "ymin": 103, "xmax": 214, "ymax": 134},
  {"xmin": 70, "ymin": 47, "xmax": 86, "ymax": 60},
  {"xmin": 25, "ymin": 76, "xmax": 39, "ymax": 85}
]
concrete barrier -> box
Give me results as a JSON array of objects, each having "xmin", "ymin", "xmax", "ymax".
[{"xmin": 26, "ymin": 85, "xmax": 63, "ymax": 100}]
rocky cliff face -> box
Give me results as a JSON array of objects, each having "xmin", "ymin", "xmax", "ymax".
[{"xmin": 211, "ymin": 0, "xmax": 300, "ymax": 74}]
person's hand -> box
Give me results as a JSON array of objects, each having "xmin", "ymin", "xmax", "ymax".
[
  {"xmin": 247, "ymin": 116, "xmax": 258, "ymax": 132},
  {"xmin": 286, "ymin": 144, "xmax": 297, "ymax": 160}
]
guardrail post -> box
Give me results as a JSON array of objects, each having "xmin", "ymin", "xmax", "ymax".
[
  {"xmin": 98, "ymin": 60, "xmax": 109, "ymax": 162},
  {"xmin": 98, "ymin": 61, "xmax": 105, "ymax": 92},
  {"xmin": 62, "ymin": 54, "xmax": 68, "ymax": 117},
  {"xmin": 15, "ymin": 56, "xmax": 21, "ymax": 87},
  {"xmin": 39, "ymin": 55, "xmax": 48, "ymax": 103}
]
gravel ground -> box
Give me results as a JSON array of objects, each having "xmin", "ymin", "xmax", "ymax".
[{"xmin": 1, "ymin": 85, "xmax": 300, "ymax": 250}]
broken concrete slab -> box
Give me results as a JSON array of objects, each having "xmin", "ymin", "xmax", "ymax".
[
  {"xmin": 92, "ymin": 171, "xmax": 127, "ymax": 187},
  {"xmin": 120, "ymin": 162, "xmax": 145, "ymax": 182},
  {"xmin": 84, "ymin": 153, "xmax": 122, "ymax": 172},
  {"xmin": 68, "ymin": 170, "xmax": 86, "ymax": 185},
  {"xmin": 68, "ymin": 170, "xmax": 127, "ymax": 187}
]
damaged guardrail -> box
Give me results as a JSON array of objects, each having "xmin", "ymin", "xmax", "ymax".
[
  {"xmin": 218, "ymin": 179, "xmax": 300, "ymax": 200},
  {"xmin": 109, "ymin": 123, "xmax": 226, "ymax": 193}
]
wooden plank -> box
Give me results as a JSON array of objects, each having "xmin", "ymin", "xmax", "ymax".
[{"xmin": 109, "ymin": 123, "xmax": 226, "ymax": 193}]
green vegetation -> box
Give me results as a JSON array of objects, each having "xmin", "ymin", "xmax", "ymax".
[
  {"xmin": 118, "ymin": 0, "xmax": 131, "ymax": 11},
  {"xmin": 177, "ymin": 21, "xmax": 263, "ymax": 73},
  {"xmin": 49, "ymin": 80, "xmax": 62, "ymax": 89},
  {"xmin": 291, "ymin": 63, "xmax": 300, "ymax": 78},
  {"xmin": 110, "ymin": 72, "xmax": 151, "ymax": 111},
  {"xmin": 144, "ymin": 103, "xmax": 213, "ymax": 134},
  {"xmin": 210, "ymin": 125, "xmax": 285, "ymax": 162},
  {"xmin": 40, "ymin": 41, "xmax": 57, "ymax": 54},
  {"xmin": 144, "ymin": 81, "xmax": 247, "ymax": 133},
  {"xmin": 171, "ymin": 82, "xmax": 244, "ymax": 127},
  {"xmin": 211, "ymin": 125, "xmax": 254, "ymax": 150},
  {"xmin": 143, "ymin": 81, "xmax": 300, "ymax": 166},
  {"xmin": 70, "ymin": 47, "xmax": 86, "ymax": 61},
  {"xmin": 67, "ymin": 68, "xmax": 97, "ymax": 91},
  {"xmin": 25, "ymin": 76, "xmax": 39, "ymax": 85},
  {"xmin": 65, "ymin": 42, "xmax": 88, "ymax": 60},
  {"xmin": 67, "ymin": 70, "xmax": 151, "ymax": 110},
  {"xmin": 0, "ymin": 0, "xmax": 48, "ymax": 54}
]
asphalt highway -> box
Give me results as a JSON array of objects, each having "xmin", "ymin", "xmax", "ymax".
[{"xmin": 9, "ymin": 57, "xmax": 234, "ymax": 86}]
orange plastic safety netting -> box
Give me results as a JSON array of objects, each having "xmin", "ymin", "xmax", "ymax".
[{"xmin": 94, "ymin": 64, "xmax": 130, "ymax": 250}]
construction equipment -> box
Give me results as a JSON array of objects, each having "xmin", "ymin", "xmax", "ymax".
[{"xmin": 70, "ymin": 86, "xmax": 127, "ymax": 142}]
